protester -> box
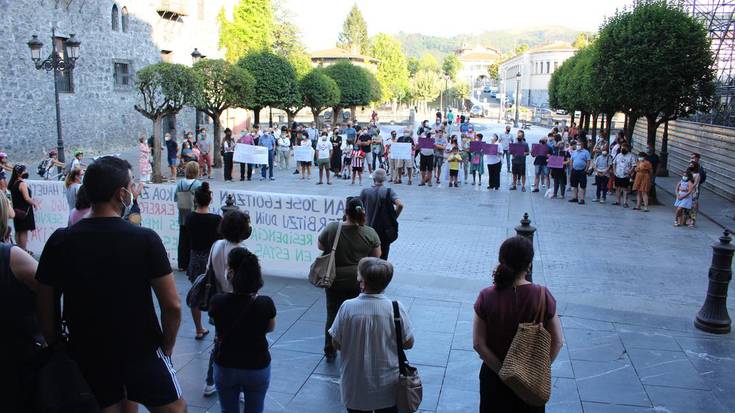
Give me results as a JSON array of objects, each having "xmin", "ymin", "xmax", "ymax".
[
  {"xmin": 299, "ymin": 134, "xmax": 313, "ymax": 180},
  {"xmin": 186, "ymin": 181, "xmax": 222, "ymax": 340},
  {"xmin": 318, "ymin": 197, "xmax": 381, "ymax": 360},
  {"xmin": 0, "ymin": 152, "xmax": 10, "ymax": 192},
  {"xmin": 9, "ymin": 164, "xmax": 37, "ymax": 251},
  {"xmin": 632, "ymin": 152, "xmax": 653, "ymax": 212},
  {"xmin": 174, "ymin": 162, "xmax": 202, "ymax": 272},
  {"xmin": 351, "ymin": 144, "xmax": 366, "ymax": 186},
  {"xmin": 395, "ymin": 129, "xmax": 414, "ymax": 185},
  {"xmin": 461, "ymin": 132, "xmax": 472, "ymax": 184},
  {"xmin": 259, "ymin": 128, "xmax": 276, "ymax": 181},
  {"xmin": 64, "ymin": 167, "xmax": 82, "ymax": 211},
  {"xmin": 550, "ymin": 141, "xmax": 570, "ymax": 199},
  {"xmin": 329, "ymin": 257, "xmax": 414, "ymax": 413},
  {"xmin": 238, "ymin": 130, "xmax": 255, "ymax": 181},
  {"xmin": 222, "ymin": 128, "xmax": 235, "ymax": 181},
  {"xmin": 314, "ymin": 131, "xmax": 333, "ymax": 185},
  {"xmin": 329, "ymin": 128, "xmax": 343, "ymax": 177},
  {"xmin": 470, "ymin": 133, "xmax": 485, "ymax": 186},
  {"xmin": 447, "ymin": 146, "xmax": 463, "ymax": 188},
  {"xmin": 1, "ymin": 194, "xmax": 40, "ymax": 412},
  {"xmin": 473, "ymin": 236, "xmax": 563, "ymax": 413},
  {"xmin": 592, "ymin": 147, "xmax": 612, "ymax": 203},
  {"xmin": 203, "ymin": 209, "xmax": 253, "ymax": 396},
  {"xmin": 674, "ymin": 170, "xmax": 695, "ymax": 227},
  {"xmin": 418, "ymin": 131, "xmax": 435, "ymax": 187},
  {"xmin": 138, "ymin": 135, "xmax": 152, "ymax": 182},
  {"xmin": 686, "ymin": 162, "xmax": 702, "ymax": 227},
  {"xmin": 510, "ymin": 131, "xmax": 530, "ymax": 191},
  {"xmin": 196, "ymin": 129, "xmax": 212, "ymax": 179},
  {"xmin": 532, "ymin": 136, "xmax": 550, "ymax": 193},
  {"xmin": 70, "ymin": 150, "xmax": 85, "ymax": 172},
  {"xmin": 612, "ymin": 144, "xmax": 636, "ymax": 208},
  {"xmin": 434, "ymin": 131, "xmax": 448, "ymax": 185},
  {"xmin": 36, "ymin": 156, "xmax": 185, "ymax": 412},
  {"xmin": 39, "ymin": 150, "xmax": 64, "ymax": 180},
  {"xmin": 568, "ymin": 140, "xmax": 591, "ymax": 204},
  {"xmin": 360, "ymin": 169, "xmax": 404, "ymax": 260},
  {"xmin": 68, "ymin": 185, "xmax": 91, "ymax": 226},
  {"xmin": 277, "ymin": 126, "xmax": 291, "ymax": 170},
  {"xmin": 484, "ymin": 134, "xmax": 502, "ymax": 190},
  {"xmin": 371, "ymin": 132, "xmax": 384, "ymax": 171},
  {"xmin": 209, "ymin": 248, "xmax": 276, "ymax": 413},
  {"xmin": 165, "ymin": 133, "xmax": 179, "ymax": 180},
  {"xmin": 499, "ymin": 126, "xmax": 513, "ymax": 172}
]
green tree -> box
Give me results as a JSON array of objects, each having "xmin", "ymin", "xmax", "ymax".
[
  {"xmin": 572, "ymin": 33, "xmax": 590, "ymax": 49},
  {"xmin": 134, "ymin": 63, "xmax": 197, "ymax": 183},
  {"xmin": 487, "ymin": 63, "xmax": 499, "ymax": 80},
  {"xmin": 218, "ymin": 0, "xmax": 274, "ymax": 63},
  {"xmin": 407, "ymin": 57, "xmax": 419, "ymax": 76},
  {"xmin": 448, "ymin": 81, "xmax": 470, "ymax": 101},
  {"xmin": 300, "ymin": 68, "xmax": 340, "ymax": 125},
  {"xmin": 237, "ymin": 51, "xmax": 299, "ymax": 125},
  {"xmin": 369, "ymin": 34, "xmax": 410, "ymax": 104},
  {"xmin": 287, "ymin": 50, "xmax": 313, "ymax": 81},
  {"xmin": 514, "ymin": 43, "xmax": 529, "ymax": 55},
  {"xmin": 192, "ymin": 59, "xmax": 255, "ymax": 168},
  {"xmin": 442, "ymin": 54, "xmax": 461, "ymax": 80},
  {"xmin": 324, "ymin": 60, "xmax": 372, "ymax": 123},
  {"xmin": 410, "ymin": 69, "xmax": 442, "ymax": 113},
  {"xmin": 365, "ymin": 69, "xmax": 382, "ymax": 104},
  {"xmin": 418, "ymin": 53, "xmax": 440, "ymax": 73},
  {"xmin": 337, "ymin": 4, "xmax": 369, "ymax": 54}
]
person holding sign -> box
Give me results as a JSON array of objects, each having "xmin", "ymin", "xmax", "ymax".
[
  {"xmin": 509, "ymin": 131, "xmax": 530, "ymax": 191},
  {"xmin": 469, "ymin": 134, "xmax": 485, "ymax": 186},
  {"xmin": 434, "ymin": 131, "xmax": 448, "ymax": 185},
  {"xmin": 395, "ymin": 129, "xmax": 414, "ymax": 185},
  {"xmin": 237, "ymin": 130, "xmax": 255, "ymax": 181},
  {"xmin": 259, "ymin": 128, "xmax": 276, "ymax": 181},
  {"xmin": 532, "ymin": 137, "xmax": 551, "ymax": 193},
  {"xmin": 298, "ymin": 135, "xmax": 313, "ymax": 180},
  {"xmin": 549, "ymin": 141, "xmax": 571, "ymax": 198},
  {"xmin": 316, "ymin": 132, "xmax": 333, "ymax": 185},
  {"xmin": 418, "ymin": 132, "xmax": 435, "ymax": 187},
  {"xmin": 483, "ymin": 134, "xmax": 502, "ymax": 190}
]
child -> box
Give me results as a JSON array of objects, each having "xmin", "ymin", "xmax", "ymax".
[
  {"xmin": 341, "ymin": 137, "xmax": 353, "ymax": 180},
  {"xmin": 470, "ymin": 133, "xmax": 485, "ymax": 186},
  {"xmin": 674, "ymin": 170, "xmax": 694, "ymax": 227},
  {"xmin": 447, "ymin": 146, "xmax": 462, "ymax": 187},
  {"xmin": 351, "ymin": 146, "xmax": 366, "ymax": 185},
  {"xmin": 461, "ymin": 133, "xmax": 471, "ymax": 184},
  {"xmin": 299, "ymin": 135, "xmax": 312, "ymax": 180}
]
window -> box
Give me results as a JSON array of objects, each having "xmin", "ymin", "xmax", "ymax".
[
  {"xmin": 111, "ymin": 4, "xmax": 119, "ymax": 31},
  {"xmin": 114, "ymin": 61, "xmax": 131, "ymax": 87},
  {"xmin": 54, "ymin": 37, "xmax": 74, "ymax": 93},
  {"xmin": 160, "ymin": 50, "xmax": 173, "ymax": 63},
  {"xmin": 554, "ymin": 61, "xmax": 559, "ymax": 72},
  {"xmin": 121, "ymin": 7, "xmax": 129, "ymax": 32},
  {"xmin": 546, "ymin": 62, "xmax": 550, "ymax": 74}
]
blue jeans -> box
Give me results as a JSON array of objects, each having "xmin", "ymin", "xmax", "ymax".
[
  {"xmin": 214, "ymin": 363, "xmax": 271, "ymax": 413},
  {"xmin": 261, "ymin": 149, "xmax": 274, "ymax": 179}
]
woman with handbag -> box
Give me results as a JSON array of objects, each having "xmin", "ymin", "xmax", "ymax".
[
  {"xmin": 329, "ymin": 257, "xmax": 415, "ymax": 413},
  {"xmin": 202, "ymin": 209, "xmax": 253, "ymax": 396},
  {"xmin": 174, "ymin": 162, "xmax": 202, "ymax": 271},
  {"xmin": 186, "ymin": 181, "xmax": 222, "ymax": 340},
  {"xmin": 9, "ymin": 164, "xmax": 38, "ymax": 251},
  {"xmin": 472, "ymin": 236, "xmax": 563, "ymax": 412},
  {"xmin": 317, "ymin": 197, "xmax": 381, "ymax": 360},
  {"xmin": 209, "ymin": 247, "xmax": 275, "ymax": 413}
]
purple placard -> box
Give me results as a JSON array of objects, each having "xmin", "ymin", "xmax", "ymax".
[
  {"xmin": 531, "ymin": 143, "xmax": 548, "ymax": 157},
  {"xmin": 469, "ymin": 141, "xmax": 483, "ymax": 152},
  {"xmin": 418, "ymin": 137, "xmax": 435, "ymax": 149},
  {"xmin": 547, "ymin": 155, "xmax": 564, "ymax": 169},
  {"xmin": 509, "ymin": 143, "xmax": 527, "ymax": 156},
  {"xmin": 482, "ymin": 143, "xmax": 498, "ymax": 155}
]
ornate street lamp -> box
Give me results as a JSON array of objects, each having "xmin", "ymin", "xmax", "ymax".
[
  {"xmin": 27, "ymin": 29, "xmax": 81, "ymax": 164},
  {"xmin": 191, "ymin": 48, "xmax": 203, "ymax": 64},
  {"xmin": 514, "ymin": 71, "xmax": 521, "ymax": 128}
]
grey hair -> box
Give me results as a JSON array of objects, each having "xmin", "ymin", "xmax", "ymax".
[
  {"xmin": 358, "ymin": 257, "xmax": 394, "ymax": 292},
  {"xmin": 373, "ymin": 168, "xmax": 386, "ymax": 184}
]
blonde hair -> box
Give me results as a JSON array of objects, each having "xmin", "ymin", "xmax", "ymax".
[{"xmin": 184, "ymin": 161, "xmax": 200, "ymax": 179}]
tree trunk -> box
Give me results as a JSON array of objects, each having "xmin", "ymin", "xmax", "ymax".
[
  {"xmin": 312, "ymin": 109, "xmax": 321, "ymax": 126},
  {"xmin": 605, "ymin": 112, "xmax": 614, "ymax": 139},
  {"xmin": 332, "ymin": 106, "xmax": 341, "ymax": 125},
  {"xmin": 286, "ymin": 110, "xmax": 295, "ymax": 128},
  {"xmin": 253, "ymin": 107, "xmax": 261, "ymax": 126},
  {"xmin": 212, "ymin": 115, "xmax": 223, "ymax": 168},
  {"xmin": 645, "ymin": 113, "xmax": 658, "ymax": 150},
  {"xmin": 349, "ymin": 105, "xmax": 357, "ymax": 123},
  {"xmin": 569, "ymin": 112, "xmax": 575, "ymax": 126},
  {"xmin": 627, "ymin": 113, "xmax": 639, "ymax": 147},
  {"xmin": 590, "ymin": 112, "xmax": 598, "ymax": 148},
  {"xmin": 623, "ymin": 112, "xmax": 629, "ymax": 137},
  {"xmin": 152, "ymin": 117, "xmax": 163, "ymax": 183},
  {"xmin": 658, "ymin": 119, "xmax": 670, "ymax": 177}
]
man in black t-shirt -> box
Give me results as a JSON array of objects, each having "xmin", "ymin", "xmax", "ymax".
[{"xmin": 36, "ymin": 156, "xmax": 185, "ymax": 412}]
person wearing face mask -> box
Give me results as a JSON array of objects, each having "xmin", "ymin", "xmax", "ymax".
[
  {"xmin": 568, "ymin": 141, "xmax": 591, "ymax": 204},
  {"xmin": 632, "ymin": 152, "xmax": 653, "ymax": 212},
  {"xmin": 612, "ymin": 144, "xmax": 636, "ymax": 208},
  {"xmin": 316, "ymin": 131, "xmax": 333, "ymax": 185},
  {"xmin": 259, "ymin": 128, "xmax": 276, "ymax": 181},
  {"xmin": 674, "ymin": 170, "xmax": 695, "ymax": 227},
  {"xmin": 9, "ymin": 164, "xmax": 38, "ymax": 251},
  {"xmin": 509, "ymin": 131, "xmax": 530, "ymax": 191},
  {"xmin": 36, "ymin": 156, "xmax": 186, "ymax": 412},
  {"xmin": 592, "ymin": 147, "xmax": 612, "ymax": 203}
]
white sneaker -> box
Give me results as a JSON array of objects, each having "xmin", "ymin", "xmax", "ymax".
[{"xmin": 203, "ymin": 384, "xmax": 216, "ymax": 397}]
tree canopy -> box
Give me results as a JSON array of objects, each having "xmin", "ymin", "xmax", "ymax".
[
  {"xmin": 337, "ymin": 4, "xmax": 369, "ymax": 54},
  {"xmin": 442, "ymin": 54, "xmax": 461, "ymax": 80},
  {"xmin": 300, "ymin": 68, "xmax": 340, "ymax": 123},
  {"xmin": 218, "ymin": 0, "xmax": 274, "ymax": 62},
  {"xmin": 370, "ymin": 33, "xmax": 410, "ymax": 103},
  {"xmin": 324, "ymin": 60, "xmax": 372, "ymax": 108},
  {"xmin": 418, "ymin": 53, "xmax": 440, "ymax": 73},
  {"xmin": 237, "ymin": 50, "xmax": 298, "ymax": 124}
]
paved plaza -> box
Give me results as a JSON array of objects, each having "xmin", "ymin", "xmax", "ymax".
[{"xmin": 140, "ymin": 121, "xmax": 734, "ymax": 413}]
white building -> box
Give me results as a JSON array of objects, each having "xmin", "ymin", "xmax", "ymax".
[
  {"xmin": 455, "ymin": 45, "xmax": 502, "ymax": 89},
  {"xmin": 498, "ymin": 42, "xmax": 577, "ymax": 108}
]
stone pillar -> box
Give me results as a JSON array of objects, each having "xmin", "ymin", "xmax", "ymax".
[
  {"xmin": 695, "ymin": 230, "xmax": 735, "ymax": 334},
  {"xmin": 514, "ymin": 212, "xmax": 537, "ymax": 282}
]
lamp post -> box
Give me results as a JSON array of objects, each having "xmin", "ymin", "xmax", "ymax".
[
  {"xmin": 443, "ymin": 74, "xmax": 450, "ymax": 119},
  {"xmin": 27, "ymin": 29, "xmax": 81, "ymax": 164},
  {"xmin": 513, "ymin": 71, "xmax": 521, "ymax": 128},
  {"xmin": 191, "ymin": 48, "xmax": 203, "ymax": 133}
]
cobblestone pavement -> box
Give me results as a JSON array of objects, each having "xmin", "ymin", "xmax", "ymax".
[{"xmin": 135, "ymin": 121, "xmax": 734, "ymax": 412}]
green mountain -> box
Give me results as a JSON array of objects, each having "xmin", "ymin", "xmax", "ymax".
[{"xmin": 394, "ymin": 26, "xmax": 589, "ymax": 60}]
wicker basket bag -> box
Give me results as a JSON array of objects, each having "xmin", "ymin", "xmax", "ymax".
[{"xmin": 498, "ymin": 286, "xmax": 552, "ymax": 406}]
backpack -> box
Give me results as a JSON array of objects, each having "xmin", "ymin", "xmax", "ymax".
[
  {"xmin": 699, "ymin": 166, "xmax": 707, "ymax": 185},
  {"xmin": 37, "ymin": 159, "xmax": 51, "ymax": 177},
  {"xmin": 176, "ymin": 180, "xmax": 197, "ymax": 210}
]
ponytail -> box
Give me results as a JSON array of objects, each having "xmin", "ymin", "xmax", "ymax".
[
  {"xmin": 492, "ymin": 263, "xmax": 517, "ymax": 289},
  {"xmin": 492, "ymin": 236, "xmax": 534, "ymax": 289}
]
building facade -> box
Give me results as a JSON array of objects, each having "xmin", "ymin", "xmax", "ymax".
[
  {"xmin": 498, "ymin": 42, "xmax": 576, "ymax": 108},
  {"xmin": 455, "ymin": 45, "xmax": 502, "ymax": 89},
  {"xmin": 310, "ymin": 46, "xmax": 379, "ymax": 72},
  {"xmin": 0, "ymin": 0, "xmax": 235, "ymax": 164}
]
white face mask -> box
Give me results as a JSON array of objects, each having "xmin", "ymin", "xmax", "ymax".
[
  {"xmin": 602, "ymin": 151, "xmax": 608, "ymax": 155},
  {"xmin": 638, "ymin": 157, "xmax": 644, "ymax": 161},
  {"xmin": 120, "ymin": 188, "xmax": 134, "ymax": 217},
  {"xmin": 576, "ymin": 145, "xmax": 582, "ymax": 150}
]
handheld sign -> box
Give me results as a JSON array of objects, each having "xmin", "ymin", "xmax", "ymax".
[
  {"xmin": 418, "ymin": 137, "xmax": 435, "ymax": 149},
  {"xmin": 469, "ymin": 141, "xmax": 483, "ymax": 153},
  {"xmin": 482, "ymin": 143, "xmax": 498, "ymax": 155},
  {"xmin": 531, "ymin": 144, "xmax": 549, "ymax": 157},
  {"xmin": 234, "ymin": 144, "xmax": 268, "ymax": 164},
  {"xmin": 391, "ymin": 142, "xmax": 413, "ymax": 160},
  {"xmin": 509, "ymin": 143, "xmax": 527, "ymax": 157},
  {"xmin": 547, "ymin": 155, "xmax": 564, "ymax": 169},
  {"xmin": 294, "ymin": 146, "xmax": 315, "ymax": 162}
]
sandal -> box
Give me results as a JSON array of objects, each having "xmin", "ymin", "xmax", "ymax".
[{"xmin": 195, "ymin": 329, "xmax": 210, "ymax": 340}]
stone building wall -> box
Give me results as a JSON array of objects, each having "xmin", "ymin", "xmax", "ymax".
[{"xmin": 0, "ymin": 0, "xmax": 232, "ymax": 165}]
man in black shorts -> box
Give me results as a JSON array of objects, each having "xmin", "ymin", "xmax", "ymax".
[
  {"xmin": 36, "ymin": 157, "xmax": 185, "ymax": 412},
  {"xmin": 418, "ymin": 131, "xmax": 435, "ymax": 187},
  {"xmin": 510, "ymin": 130, "xmax": 530, "ymax": 191}
]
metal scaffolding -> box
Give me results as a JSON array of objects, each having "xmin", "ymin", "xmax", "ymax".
[{"xmin": 674, "ymin": 0, "xmax": 735, "ymax": 126}]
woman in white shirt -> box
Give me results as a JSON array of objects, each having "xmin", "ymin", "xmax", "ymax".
[
  {"xmin": 484, "ymin": 134, "xmax": 502, "ymax": 190},
  {"xmin": 329, "ymin": 257, "xmax": 414, "ymax": 413}
]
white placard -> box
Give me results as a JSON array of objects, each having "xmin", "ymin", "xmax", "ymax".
[
  {"xmin": 234, "ymin": 144, "xmax": 268, "ymax": 164},
  {"xmin": 294, "ymin": 146, "xmax": 315, "ymax": 162},
  {"xmin": 390, "ymin": 142, "xmax": 413, "ymax": 160}
]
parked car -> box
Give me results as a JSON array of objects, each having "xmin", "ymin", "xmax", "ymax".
[
  {"xmin": 470, "ymin": 105, "xmax": 484, "ymax": 117},
  {"xmin": 483, "ymin": 85, "xmax": 492, "ymax": 93},
  {"xmin": 555, "ymin": 109, "xmax": 568, "ymax": 115}
]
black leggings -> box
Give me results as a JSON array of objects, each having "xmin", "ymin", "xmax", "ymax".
[
  {"xmin": 223, "ymin": 152, "xmax": 234, "ymax": 180},
  {"xmin": 487, "ymin": 162, "xmax": 501, "ymax": 189},
  {"xmin": 553, "ymin": 173, "xmax": 566, "ymax": 197},
  {"xmin": 595, "ymin": 175, "xmax": 609, "ymax": 199},
  {"xmin": 480, "ymin": 364, "xmax": 545, "ymax": 413}
]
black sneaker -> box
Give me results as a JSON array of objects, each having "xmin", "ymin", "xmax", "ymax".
[
  {"xmin": 509, "ymin": 186, "xmax": 517, "ymax": 190},
  {"xmin": 568, "ymin": 198, "xmax": 579, "ymax": 203},
  {"xmin": 532, "ymin": 188, "xmax": 540, "ymax": 193},
  {"xmin": 578, "ymin": 200, "xmax": 585, "ymax": 205}
]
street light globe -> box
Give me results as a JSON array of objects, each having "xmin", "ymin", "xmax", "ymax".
[
  {"xmin": 27, "ymin": 35, "xmax": 43, "ymax": 62},
  {"xmin": 65, "ymin": 34, "xmax": 81, "ymax": 61},
  {"xmin": 516, "ymin": 72, "xmax": 521, "ymax": 79},
  {"xmin": 191, "ymin": 48, "xmax": 203, "ymax": 63}
]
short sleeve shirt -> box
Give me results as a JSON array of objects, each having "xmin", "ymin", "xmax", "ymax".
[
  {"xmin": 317, "ymin": 222, "xmax": 380, "ymax": 290},
  {"xmin": 434, "ymin": 137, "xmax": 448, "ymax": 157},
  {"xmin": 512, "ymin": 142, "xmax": 530, "ymax": 164},
  {"xmin": 316, "ymin": 140, "xmax": 332, "ymax": 159},
  {"xmin": 36, "ymin": 218, "xmax": 172, "ymax": 361},
  {"xmin": 613, "ymin": 153, "xmax": 636, "ymax": 178},
  {"xmin": 571, "ymin": 149, "xmax": 591, "ymax": 170},
  {"xmin": 165, "ymin": 139, "xmax": 178, "ymax": 159}
]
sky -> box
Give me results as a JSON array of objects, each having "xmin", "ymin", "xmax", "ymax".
[{"xmin": 284, "ymin": 0, "xmax": 632, "ymax": 51}]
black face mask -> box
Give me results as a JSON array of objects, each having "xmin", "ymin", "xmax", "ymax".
[{"xmin": 21, "ymin": 172, "xmax": 29, "ymax": 179}]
